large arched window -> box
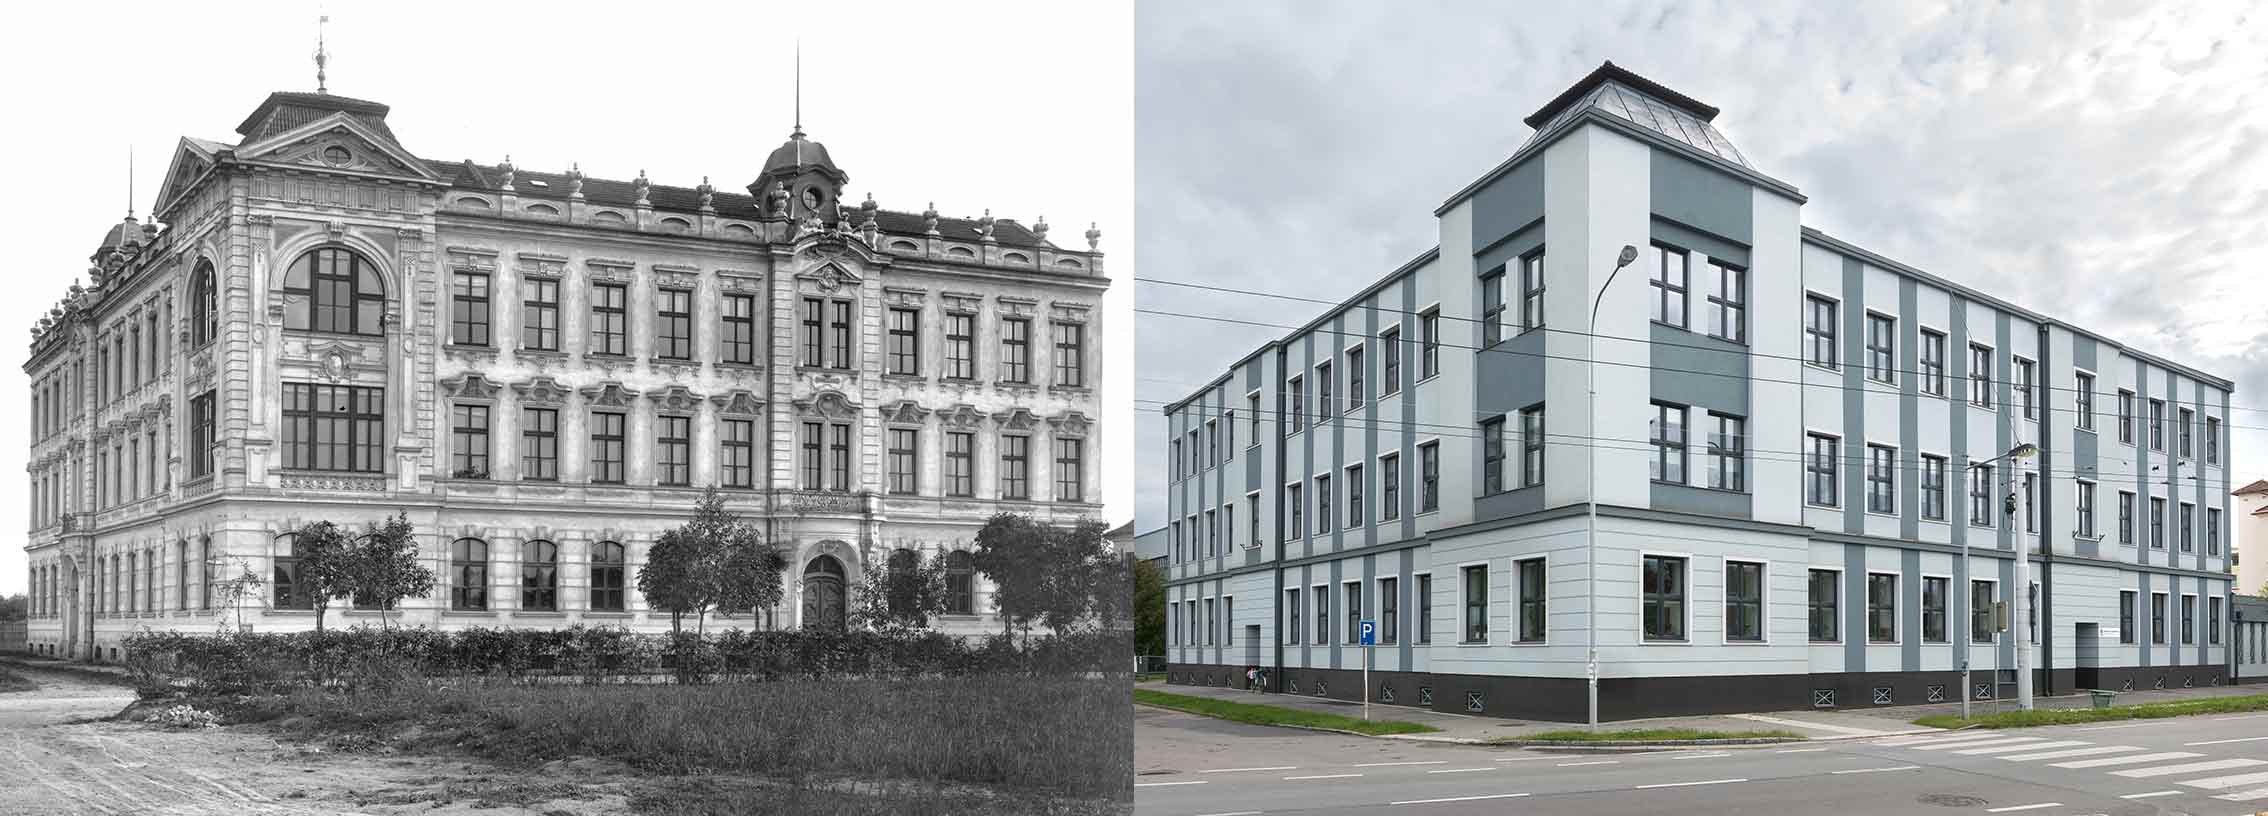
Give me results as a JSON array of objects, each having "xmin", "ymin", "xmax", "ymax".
[
  {"xmin": 945, "ymin": 550, "xmax": 974, "ymax": 615},
  {"xmin": 521, "ymin": 539, "xmax": 558, "ymax": 611},
  {"xmin": 189, "ymin": 260, "xmax": 218, "ymax": 347},
  {"xmin": 591, "ymin": 541, "xmax": 626, "ymax": 612},
  {"xmin": 283, "ymin": 247, "xmax": 386, "ymax": 335},
  {"xmin": 451, "ymin": 537, "xmax": 489, "ymax": 611},
  {"xmin": 273, "ymin": 534, "xmax": 310, "ymax": 610}
]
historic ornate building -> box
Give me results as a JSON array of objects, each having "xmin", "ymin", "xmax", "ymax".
[{"xmin": 21, "ymin": 85, "xmax": 1108, "ymax": 661}]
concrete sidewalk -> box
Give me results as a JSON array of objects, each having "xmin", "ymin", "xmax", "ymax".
[{"xmin": 1136, "ymin": 679, "xmax": 2263, "ymax": 743}]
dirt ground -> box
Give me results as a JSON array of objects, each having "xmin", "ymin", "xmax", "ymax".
[{"xmin": 0, "ymin": 661, "xmax": 630, "ymax": 816}]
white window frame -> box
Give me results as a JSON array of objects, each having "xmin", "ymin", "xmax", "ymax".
[
  {"xmin": 1513, "ymin": 555, "xmax": 1550, "ymax": 646},
  {"xmin": 1920, "ymin": 572, "xmax": 1954, "ymax": 645},
  {"xmin": 1455, "ymin": 559, "xmax": 1491, "ymax": 646},
  {"xmin": 1374, "ymin": 576, "xmax": 1398, "ymax": 646},
  {"xmin": 1721, "ymin": 557, "xmax": 1769, "ymax": 645},
  {"xmin": 1343, "ymin": 578, "xmax": 1364, "ymax": 645},
  {"xmin": 1638, "ymin": 550, "xmax": 1695, "ymax": 645},
  {"xmin": 1865, "ymin": 571, "xmax": 1900, "ymax": 646},
  {"xmin": 2181, "ymin": 592, "xmax": 2198, "ymax": 645},
  {"xmin": 2075, "ymin": 479, "xmax": 2097, "ymax": 540},
  {"xmin": 1808, "ymin": 567, "xmax": 1844, "ymax": 645},
  {"xmin": 1312, "ymin": 582, "xmax": 1329, "ymax": 646},
  {"xmin": 1244, "ymin": 490, "xmax": 1262, "ymax": 549},
  {"xmin": 2073, "ymin": 369, "xmax": 2096, "ymax": 432},
  {"xmin": 1222, "ymin": 594, "xmax": 1235, "ymax": 647},
  {"xmin": 1971, "ymin": 578, "xmax": 1999, "ymax": 645}
]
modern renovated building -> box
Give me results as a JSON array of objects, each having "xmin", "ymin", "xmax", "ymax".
[
  {"xmin": 22, "ymin": 80, "xmax": 1108, "ymax": 662},
  {"xmin": 2236, "ymin": 479, "xmax": 2267, "ymax": 598},
  {"xmin": 1160, "ymin": 62, "xmax": 2233, "ymax": 720}
]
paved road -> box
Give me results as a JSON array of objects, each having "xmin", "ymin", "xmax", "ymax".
[{"xmin": 1136, "ymin": 706, "xmax": 2268, "ymax": 816}]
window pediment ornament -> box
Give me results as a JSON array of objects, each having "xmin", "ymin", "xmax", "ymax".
[
  {"xmin": 1050, "ymin": 302, "xmax": 1093, "ymax": 324},
  {"xmin": 446, "ymin": 248, "xmax": 500, "ymax": 273},
  {"xmin": 1047, "ymin": 410, "xmax": 1092, "ymax": 438},
  {"xmin": 708, "ymin": 389, "xmax": 766, "ymax": 417},
  {"xmin": 717, "ymin": 271, "xmax": 764, "ymax": 294},
  {"xmin": 585, "ymin": 259, "xmax": 634, "ymax": 284},
  {"xmin": 801, "ymin": 262, "xmax": 861, "ymax": 294},
  {"xmin": 941, "ymin": 291, "xmax": 983, "ymax": 313},
  {"xmin": 653, "ymin": 264, "xmax": 699, "ymax": 290},
  {"xmin": 938, "ymin": 403, "xmax": 986, "ymax": 429},
  {"xmin": 513, "ymin": 252, "xmax": 565, "ymax": 279},
  {"xmin": 992, "ymin": 406, "xmax": 1040, "ymax": 432},
  {"xmin": 646, "ymin": 384, "xmax": 706, "ymax": 413},
  {"xmin": 882, "ymin": 286, "xmax": 928, "ymax": 308},
  {"xmin": 880, "ymin": 399, "xmax": 930, "ymax": 427},
  {"xmin": 580, "ymin": 381, "xmax": 640, "ymax": 408},
  {"xmin": 510, "ymin": 376, "xmax": 574, "ymax": 406},
  {"xmin": 995, "ymin": 295, "xmax": 1039, "ymax": 318},
  {"xmin": 795, "ymin": 390, "xmax": 862, "ymax": 421},
  {"xmin": 441, "ymin": 372, "xmax": 504, "ymax": 401}
]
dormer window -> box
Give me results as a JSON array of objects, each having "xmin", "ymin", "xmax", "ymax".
[{"xmin": 283, "ymin": 247, "xmax": 385, "ymax": 336}]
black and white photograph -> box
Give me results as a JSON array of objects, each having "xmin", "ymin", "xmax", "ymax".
[{"xmin": 0, "ymin": 2, "xmax": 1133, "ymax": 814}]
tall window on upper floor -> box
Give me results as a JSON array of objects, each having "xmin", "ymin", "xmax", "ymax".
[
  {"xmin": 283, "ymin": 384, "xmax": 384, "ymax": 473},
  {"xmin": 1053, "ymin": 322, "xmax": 1085, "ymax": 387},
  {"xmin": 2077, "ymin": 481, "xmax": 2096, "ymax": 538},
  {"xmin": 887, "ymin": 308, "xmax": 920, "ymax": 375},
  {"xmin": 1866, "ymin": 444, "xmax": 1896, "ymax": 514},
  {"xmin": 1708, "ymin": 412, "xmax": 1744, "ymax": 492},
  {"xmin": 828, "ymin": 301, "xmax": 853, "ymax": 369},
  {"xmin": 1055, "ymin": 437, "xmax": 1084, "ymax": 502},
  {"xmin": 1344, "ymin": 347, "xmax": 1365, "ymax": 408},
  {"xmin": 450, "ymin": 404, "xmax": 490, "ymax": 479},
  {"xmin": 945, "ymin": 431, "xmax": 974, "ymax": 497},
  {"xmin": 722, "ymin": 418, "xmax": 755, "ymax": 489},
  {"xmin": 1380, "ymin": 328, "xmax": 1402, "ymax": 394},
  {"xmin": 1521, "ymin": 404, "xmax": 1546, "ymax": 488},
  {"xmin": 1286, "ymin": 375, "xmax": 1305, "ymax": 432},
  {"xmin": 1806, "ymin": 433, "xmax": 1839, "ymax": 507},
  {"xmin": 1315, "ymin": 361, "xmax": 1334, "ymax": 424},
  {"xmin": 1380, "ymin": 452, "xmax": 1401, "ymax": 521},
  {"xmin": 2075, "ymin": 373, "xmax": 2095, "ymax": 430},
  {"xmin": 190, "ymin": 260, "xmax": 218, "ymax": 347},
  {"xmin": 1918, "ymin": 329, "xmax": 1946, "ymax": 396},
  {"xmin": 522, "ymin": 407, "xmax": 558, "ymax": 481},
  {"xmin": 1920, "ymin": 454, "xmax": 1946, "ymax": 520},
  {"xmin": 2178, "ymin": 407, "xmax": 2194, "ymax": 459},
  {"xmin": 1865, "ymin": 313, "xmax": 1895, "ymax": 384},
  {"xmin": 1650, "ymin": 244, "xmax": 1687, "ymax": 328},
  {"xmin": 656, "ymin": 415, "xmax": 691, "ymax": 487},
  {"xmin": 188, "ymin": 390, "xmax": 216, "ymax": 480},
  {"xmin": 591, "ymin": 541, "xmax": 626, "ymax": 612},
  {"xmin": 285, "ymin": 248, "xmax": 386, "ymax": 335},
  {"xmin": 721, "ymin": 294, "xmax": 756, "ymax": 365},
  {"xmin": 1520, "ymin": 251, "xmax": 1546, "ymax": 334},
  {"xmin": 2015, "ymin": 358, "xmax": 2036, "ymax": 419},
  {"xmin": 800, "ymin": 298, "xmax": 827, "ymax": 367},
  {"xmin": 1804, "ymin": 295, "xmax": 1837, "ymax": 368},
  {"xmin": 1418, "ymin": 309, "xmax": 1440, "ymax": 378},
  {"xmin": 451, "ymin": 270, "xmax": 490, "ymax": 346},
  {"xmin": 521, "ymin": 276, "xmax": 560, "ymax": 351},
  {"xmin": 2207, "ymin": 415, "xmax": 2221, "ymax": 464},
  {"xmin": 1480, "ymin": 268, "xmax": 1505, "ymax": 346},
  {"xmin": 656, "ymin": 288, "xmax": 693, "ymax": 360},
  {"xmin": 1000, "ymin": 317, "xmax": 1032, "ymax": 383},
  {"xmin": 1969, "ymin": 345, "xmax": 1994, "ymax": 407},
  {"xmin": 2118, "ymin": 390, "xmax": 2135, "ymax": 443},
  {"xmin": 1000, "ymin": 434, "xmax": 1031, "ymax": 500},
  {"xmin": 1705, "ymin": 261, "xmax": 1745, "ymax": 343},
  {"xmin": 589, "ymin": 411, "xmax": 626, "ymax": 484},
  {"xmin": 1649, "ymin": 402, "xmax": 1686, "ymax": 483},
  {"xmin": 590, "ymin": 283, "xmax": 627, "ymax": 356},
  {"xmin": 1418, "ymin": 440, "xmax": 1440, "ymax": 513},
  {"xmin": 1480, "ymin": 416, "xmax": 1506, "ymax": 494},
  {"xmin": 887, "ymin": 428, "xmax": 918, "ymax": 495},
  {"xmin": 2149, "ymin": 399, "xmax": 2165, "ymax": 450},
  {"xmin": 944, "ymin": 312, "xmax": 975, "ymax": 380}
]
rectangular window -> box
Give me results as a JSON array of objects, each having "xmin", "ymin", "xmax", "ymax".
[
  {"xmin": 1481, "ymin": 416, "xmax": 1506, "ymax": 494},
  {"xmin": 1520, "ymin": 252, "xmax": 1546, "ymax": 333},
  {"xmin": 2150, "ymin": 497, "xmax": 2166, "ymax": 549},
  {"xmin": 1417, "ymin": 574, "xmax": 1432, "ymax": 644},
  {"xmin": 1805, "ymin": 294, "xmax": 1838, "ymax": 368},
  {"xmin": 188, "ymin": 390, "xmax": 216, "ymax": 479},
  {"xmin": 719, "ymin": 293, "xmax": 755, "ymax": 365},
  {"xmin": 656, "ymin": 288, "xmax": 692, "ymax": 360},
  {"xmin": 944, "ymin": 312, "xmax": 975, "ymax": 379},
  {"xmin": 1345, "ymin": 347, "xmax": 1365, "ymax": 409},
  {"xmin": 2179, "ymin": 407, "xmax": 2194, "ymax": 458},
  {"xmin": 2149, "ymin": 399, "xmax": 2165, "ymax": 450},
  {"xmin": 1865, "ymin": 313, "xmax": 1895, "ymax": 384},
  {"xmin": 2208, "ymin": 415, "xmax": 2221, "ymax": 464},
  {"xmin": 1344, "ymin": 582, "xmax": 1362, "ymax": 645},
  {"xmin": 1650, "ymin": 244, "xmax": 1688, "ymax": 328},
  {"xmin": 1970, "ymin": 463, "xmax": 1995, "ymax": 527},
  {"xmin": 1380, "ymin": 328, "xmax": 1402, "ymax": 395},
  {"xmin": 887, "ymin": 429, "xmax": 918, "ymax": 495},
  {"xmin": 1969, "ymin": 345, "xmax": 1994, "ymax": 407},
  {"xmin": 2181, "ymin": 595, "xmax": 2195, "ymax": 644},
  {"xmin": 1919, "ymin": 329, "xmax": 1946, "ymax": 396},
  {"xmin": 1517, "ymin": 557, "xmax": 1547, "ymax": 643},
  {"xmin": 1650, "ymin": 402, "xmax": 1686, "ymax": 483},
  {"xmin": 799, "ymin": 422, "xmax": 824, "ymax": 490},
  {"xmin": 1418, "ymin": 441, "xmax": 1439, "ymax": 513},
  {"xmin": 886, "ymin": 308, "xmax": 920, "ymax": 375},
  {"xmin": 1000, "ymin": 435, "xmax": 1029, "ymax": 499},
  {"xmin": 1379, "ymin": 576, "xmax": 1398, "ymax": 645},
  {"xmin": 655, "ymin": 415, "xmax": 691, "ymax": 486},
  {"xmin": 1380, "ymin": 453, "xmax": 1401, "ymax": 521},
  {"xmin": 1345, "ymin": 464, "xmax": 1365, "ymax": 527},
  {"xmin": 1419, "ymin": 309, "xmax": 1440, "ymax": 379},
  {"xmin": 1000, "ymin": 317, "xmax": 1031, "ymax": 383},
  {"xmin": 1808, "ymin": 569, "xmax": 1839, "ymax": 642},
  {"xmin": 1806, "ymin": 433, "xmax": 1839, "ymax": 506},
  {"xmin": 828, "ymin": 424, "xmax": 852, "ymax": 491},
  {"xmin": 1705, "ymin": 260, "xmax": 1745, "ymax": 342},
  {"xmin": 1725, "ymin": 560, "xmax": 1763, "ymax": 642},
  {"xmin": 828, "ymin": 300, "xmax": 853, "ymax": 369},
  {"xmin": 520, "ymin": 276, "xmax": 559, "ymax": 351},
  {"xmin": 1480, "ymin": 268, "xmax": 1505, "ymax": 346},
  {"xmin": 1642, "ymin": 555, "xmax": 1686, "ymax": 641},
  {"xmin": 1055, "ymin": 438, "xmax": 1083, "ymax": 501},
  {"xmin": 1920, "ymin": 454, "xmax": 1946, "ymax": 520},
  {"xmin": 1922, "ymin": 576, "xmax": 1949, "ymax": 644},
  {"xmin": 2015, "ymin": 357, "xmax": 2035, "ymax": 419},
  {"xmin": 1973, "ymin": 580, "xmax": 1998, "ymax": 642},
  {"xmin": 721, "ymin": 418, "xmax": 754, "ymax": 489},
  {"xmin": 1462, "ymin": 564, "xmax": 1488, "ymax": 643},
  {"xmin": 1521, "ymin": 404, "xmax": 1546, "ymax": 488},
  {"xmin": 2208, "ymin": 507, "xmax": 2222, "ymax": 555},
  {"xmin": 520, "ymin": 407, "xmax": 558, "ymax": 482},
  {"xmin": 2152, "ymin": 592, "xmax": 2167, "ymax": 643},
  {"xmin": 282, "ymin": 383, "xmax": 385, "ymax": 473},
  {"xmin": 2025, "ymin": 472, "xmax": 2038, "ymax": 533},
  {"xmin": 1866, "ymin": 444, "xmax": 1896, "ymax": 514},
  {"xmin": 1867, "ymin": 573, "xmax": 1897, "ymax": 643},
  {"xmin": 2209, "ymin": 597, "xmax": 2222, "ymax": 645},
  {"xmin": 1313, "ymin": 584, "xmax": 1329, "ymax": 644},
  {"xmin": 1285, "ymin": 588, "xmax": 1301, "ymax": 645},
  {"xmin": 1286, "ymin": 375, "xmax": 1304, "ymax": 433},
  {"xmin": 799, "ymin": 298, "xmax": 824, "ymax": 367},
  {"xmin": 589, "ymin": 411, "xmax": 625, "ymax": 484},
  {"xmin": 2179, "ymin": 502, "xmax": 2195, "ymax": 553},
  {"xmin": 1314, "ymin": 474, "xmax": 1332, "ymax": 533},
  {"xmin": 2074, "ymin": 373, "xmax": 2095, "ymax": 430},
  {"xmin": 1283, "ymin": 482, "xmax": 1304, "ymax": 541},
  {"xmin": 590, "ymin": 282, "xmax": 627, "ymax": 356},
  {"xmin": 2118, "ymin": 491, "xmax": 2135, "ymax": 546},
  {"xmin": 2119, "ymin": 591, "xmax": 2136, "ymax": 644},
  {"xmin": 2077, "ymin": 481, "xmax": 2096, "ymax": 538},
  {"xmin": 1316, "ymin": 361, "xmax": 1334, "ymax": 424},
  {"xmin": 944, "ymin": 431, "xmax": 974, "ymax": 497},
  {"xmin": 451, "ymin": 271, "xmax": 490, "ymax": 346},
  {"xmin": 1053, "ymin": 322, "xmax": 1085, "ymax": 387},
  {"xmin": 2118, "ymin": 390, "xmax": 2135, "ymax": 443}
]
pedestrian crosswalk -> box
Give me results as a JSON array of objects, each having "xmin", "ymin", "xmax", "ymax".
[{"xmin": 1873, "ymin": 732, "xmax": 2268, "ymax": 803}]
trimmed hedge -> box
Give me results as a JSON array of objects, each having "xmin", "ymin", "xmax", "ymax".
[{"xmin": 123, "ymin": 626, "xmax": 1127, "ymax": 694}]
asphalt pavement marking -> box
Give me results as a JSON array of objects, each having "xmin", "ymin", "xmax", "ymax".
[
  {"xmin": 1830, "ymin": 765, "xmax": 1920, "ymax": 774},
  {"xmin": 2186, "ymin": 735, "xmax": 2268, "ymax": 746},
  {"xmin": 1910, "ymin": 737, "xmax": 2043, "ymax": 751},
  {"xmin": 1954, "ymin": 739, "xmax": 2090, "ymax": 756},
  {"xmin": 2213, "ymin": 785, "xmax": 2268, "ymax": 802},
  {"xmin": 2178, "ymin": 770, "xmax": 2268, "ymax": 790},
  {"xmin": 1283, "ymin": 773, "xmax": 1363, "ymax": 780},
  {"xmin": 1728, "ymin": 712, "xmax": 1901, "ymax": 737},
  {"xmin": 1194, "ymin": 811, "xmax": 1263, "ymax": 816},
  {"xmin": 1775, "ymin": 747, "xmax": 1829, "ymax": 753},
  {"xmin": 1388, "ymin": 792, "xmax": 1531, "ymax": 806},
  {"xmin": 2074, "ymin": 722, "xmax": 2155, "ymax": 731},
  {"xmin": 1425, "ymin": 767, "xmax": 1496, "ymax": 775},
  {"xmin": 1557, "ymin": 760, "xmax": 1619, "ymax": 767},
  {"xmin": 2049, "ymin": 751, "xmax": 2202, "ymax": 769},
  {"xmin": 1199, "ymin": 766, "xmax": 1299, "ymax": 774},
  {"xmin": 2118, "ymin": 790, "xmax": 2184, "ymax": 799},
  {"xmin": 1997, "ymin": 745, "xmax": 2140, "ymax": 762},
  {"xmin": 1632, "ymin": 778, "xmax": 1747, "ymax": 789},
  {"xmin": 2109, "ymin": 758, "xmax": 2268, "ymax": 779},
  {"xmin": 1353, "ymin": 761, "xmax": 1446, "ymax": 767},
  {"xmin": 1492, "ymin": 756, "xmax": 1551, "ymax": 762},
  {"xmin": 1982, "ymin": 803, "xmax": 2061, "ymax": 813},
  {"xmin": 1134, "ymin": 780, "xmax": 1208, "ymax": 788}
]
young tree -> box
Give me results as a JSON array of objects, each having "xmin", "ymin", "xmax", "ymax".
[
  {"xmin": 348, "ymin": 513, "xmax": 435, "ymax": 629},
  {"xmin": 972, "ymin": 513, "xmax": 1052, "ymax": 637},
  {"xmin": 638, "ymin": 489, "xmax": 781, "ymax": 634},
  {"xmin": 290, "ymin": 521, "xmax": 357, "ymax": 632},
  {"xmin": 0, "ymin": 594, "xmax": 25, "ymax": 622},
  {"xmin": 973, "ymin": 514, "xmax": 1120, "ymax": 640},
  {"xmin": 848, "ymin": 549, "xmax": 949, "ymax": 632},
  {"xmin": 1133, "ymin": 557, "xmax": 1166, "ymax": 658}
]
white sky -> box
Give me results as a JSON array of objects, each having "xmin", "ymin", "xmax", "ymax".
[{"xmin": 0, "ymin": 0, "xmax": 1133, "ymax": 596}]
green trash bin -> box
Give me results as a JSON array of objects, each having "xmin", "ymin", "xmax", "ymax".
[{"xmin": 2090, "ymin": 690, "xmax": 2116, "ymax": 709}]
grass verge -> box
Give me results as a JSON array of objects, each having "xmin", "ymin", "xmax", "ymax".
[
  {"xmin": 1133, "ymin": 688, "xmax": 1438, "ymax": 736},
  {"xmin": 0, "ymin": 664, "xmax": 34, "ymax": 693},
  {"xmin": 1913, "ymin": 692, "xmax": 2268, "ymax": 729},
  {"xmin": 1504, "ymin": 728, "xmax": 1804, "ymax": 743}
]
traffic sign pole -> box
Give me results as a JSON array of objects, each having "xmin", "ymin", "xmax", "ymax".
[{"xmin": 1358, "ymin": 619, "xmax": 1377, "ymax": 721}]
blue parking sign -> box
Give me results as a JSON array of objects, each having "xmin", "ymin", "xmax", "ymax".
[{"xmin": 1358, "ymin": 619, "xmax": 1376, "ymax": 646}]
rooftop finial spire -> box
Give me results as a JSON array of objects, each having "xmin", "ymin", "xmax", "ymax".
[
  {"xmin": 126, "ymin": 146, "xmax": 134, "ymax": 219},
  {"xmin": 314, "ymin": 14, "xmax": 330, "ymax": 94},
  {"xmin": 792, "ymin": 39, "xmax": 803, "ymax": 138}
]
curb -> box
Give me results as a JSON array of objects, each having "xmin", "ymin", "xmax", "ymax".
[{"xmin": 1139, "ymin": 700, "xmax": 1945, "ymax": 748}]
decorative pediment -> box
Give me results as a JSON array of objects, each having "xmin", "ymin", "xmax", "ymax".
[
  {"xmin": 1050, "ymin": 301, "xmax": 1093, "ymax": 324},
  {"xmin": 446, "ymin": 248, "xmax": 499, "ymax": 273},
  {"xmin": 510, "ymin": 376, "xmax": 574, "ymax": 406},
  {"xmin": 795, "ymin": 390, "xmax": 863, "ymax": 421},
  {"xmin": 585, "ymin": 259, "xmax": 634, "ymax": 284},
  {"xmin": 646, "ymin": 384, "xmax": 706, "ymax": 413},
  {"xmin": 800, "ymin": 262, "xmax": 862, "ymax": 294},
  {"xmin": 717, "ymin": 271, "xmax": 764, "ymax": 294},
  {"xmin": 441, "ymin": 372, "xmax": 504, "ymax": 401},
  {"xmin": 708, "ymin": 389, "xmax": 766, "ymax": 416},
  {"xmin": 151, "ymin": 137, "xmax": 220, "ymax": 220},
  {"xmin": 995, "ymin": 296, "xmax": 1039, "ymax": 318},
  {"xmin": 1047, "ymin": 410, "xmax": 1093, "ymax": 438},
  {"xmin": 940, "ymin": 291, "xmax": 984, "ymax": 314},
  {"xmin": 880, "ymin": 399, "xmax": 930, "ymax": 427},
  {"xmin": 937, "ymin": 403, "xmax": 987, "ymax": 429},
  {"xmin": 992, "ymin": 407, "xmax": 1040, "ymax": 432},
  {"xmin": 514, "ymin": 252, "xmax": 567, "ymax": 279},
  {"xmin": 653, "ymin": 264, "xmax": 700, "ymax": 290},
  {"xmin": 235, "ymin": 113, "xmax": 442, "ymax": 183},
  {"xmin": 882, "ymin": 287, "xmax": 928, "ymax": 308},
  {"xmin": 580, "ymin": 381, "xmax": 639, "ymax": 408}
]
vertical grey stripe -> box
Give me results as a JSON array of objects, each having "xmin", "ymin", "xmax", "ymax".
[
  {"xmin": 1999, "ymin": 557, "xmax": 2016, "ymax": 672},
  {"xmin": 1842, "ymin": 256, "xmax": 1865, "ymax": 534},
  {"xmin": 2193, "ymin": 379, "xmax": 2207, "ymax": 573},
  {"xmin": 2135, "ymin": 359, "xmax": 2150, "ymax": 568},
  {"xmin": 1899, "ymin": 278, "xmax": 1920, "ymax": 539},
  {"xmin": 1400, "ymin": 275, "xmax": 1418, "ymax": 542},
  {"xmin": 1327, "ymin": 559, "xmax": 1343, "ymax": 669},
  {"xmin": 2138, "ymin": 571, "xmax": 2151, "ymax": 668},
  {"xmin": 1398, "ymin": 547, "xmax": 1413, "ymax": 668},
  {"xmin": 1902, "ymin": 549, "xmax": 1922, "ymax": 671},
  {"xmin": 1365, "ymin": 302, "xmax": 1380, "ymax": 548},
  {"xmin": 1361, "ymin": 555, "xmax": 1376, "ymax": 671},
  {"xmin": 1844, "ymin": 545, "xmax": 1865, "ymax": 670},
  {"xmin": 1949, "ymin": 297, "xmax": 1968, "ymax": 552},
  {"xmin": 1328, "ymin": 314, "xmax": 1345, "ymax": 556},
  {"xmin": 1995, "ymin": 312, "xmax": 2012, "ymax": 553}
]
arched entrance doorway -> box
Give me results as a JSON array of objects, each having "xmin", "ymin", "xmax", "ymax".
[{"xmin": 802, "ymin": 555, "xmax": 847, "ymax": 631}]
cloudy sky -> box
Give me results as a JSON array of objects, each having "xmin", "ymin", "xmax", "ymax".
[
  {"xmin": 1134, "ymin": 1, "xmax": 2268, "ymax": 535},
  {"xmin": 0, "ymin": 0, "xmax": 1131, "ymax": 596}
]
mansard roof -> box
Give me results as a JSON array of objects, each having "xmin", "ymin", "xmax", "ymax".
[
  {"xmin": 1520, "ymin": 60, "xmax": 1749, "ymax": 169},
  {"xmin": 235, "ymin": 91, "xmax": 398, "ymax": 145}
]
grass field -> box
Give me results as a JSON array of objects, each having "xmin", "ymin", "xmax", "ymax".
[
  {"xmin": 1505, "ymin": 727, "xmax": 1804, "ymax": 743},
  {"xmin": 1914, "ymin": 692, "xmax": 2268, "ymax": 729},
  {"xmin": 1133, "ymin": 688, "xmax": 1439, "ymax": 735},
  {"xmin": 0, "ymin": 664, "xmax": 33, "ymax": 694}
]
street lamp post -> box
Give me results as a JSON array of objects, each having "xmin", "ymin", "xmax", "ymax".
[
  {"xmin": 1586, "ymin": 244, "xmax": 1640, "ymax": 732},
  {"xmin": 1964, "ymin": 441, "xmax": 2038, "ymax": 718}
]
